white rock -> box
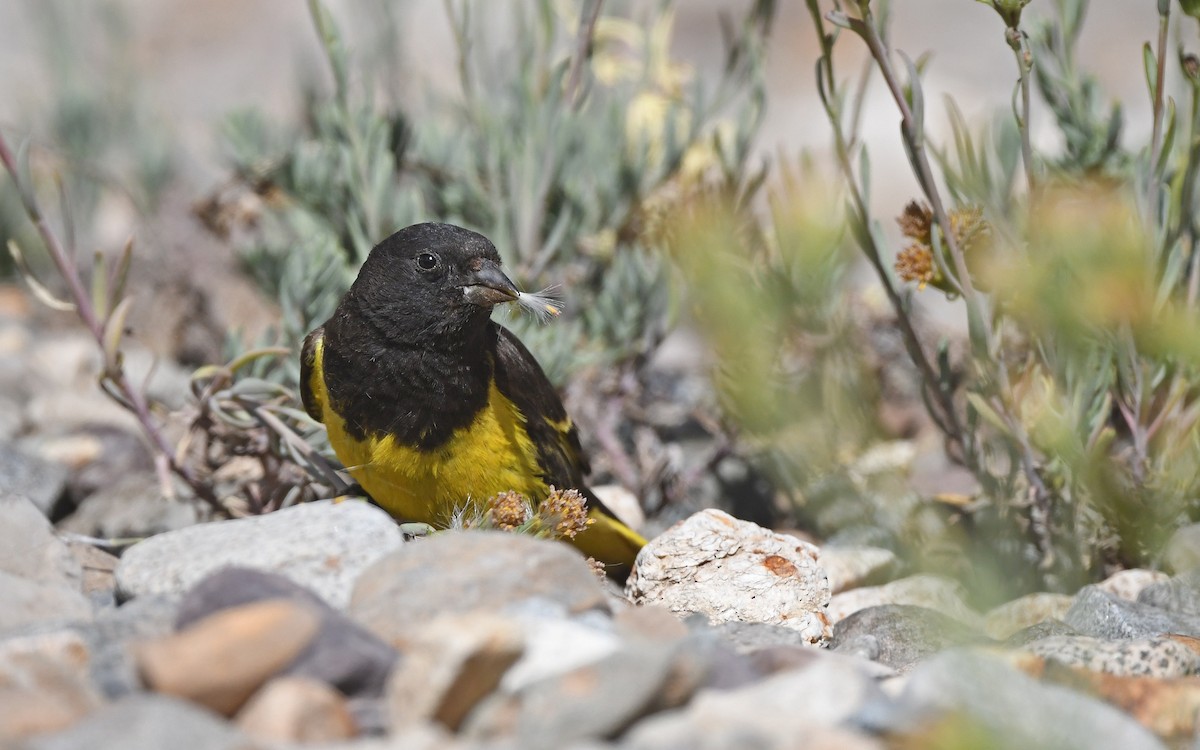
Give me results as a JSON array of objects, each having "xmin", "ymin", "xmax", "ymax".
[
  {"xmin": 626, "ymin": 509, "xmax": 831, "ymax": 645},
  {"xmin": 591, "ymin": 484, "xmax": 645, "ymax": 532},
  {"xmin": 1095, "ymin": 568, "xmax": 1169, "ymax": 602},
  {"xmin": 827, "ymin": 574, "xmax": 981, "ymax": 628}
]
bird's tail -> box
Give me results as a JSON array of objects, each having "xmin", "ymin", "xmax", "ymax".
[{"xmin": 571, "ymin": 506, "xmax": 648, "ymax": 582}]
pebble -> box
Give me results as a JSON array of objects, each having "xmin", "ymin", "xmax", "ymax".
[
  {"xmin": 59, "ymin": 471, "xmax": 198, "ymax": 540},
  {"xmin": 135, "ymin": 598, "xmax": 321, "ymax": 715},
  {"xmin": 235, "ymin": 675, "xmax": 358, "ymax": 743},
  {"xmin": 1065, "ymin": 585, "xmax": 1200, "ymax": 639},
  {"xmin": 387, "ymin": 612, "xmax": 524, "ymax": 731},
  {"xmin": 0, "ymin": 443, "xmax": 68, "ymax": 518},
  {"xmin": 624, "ymin": 650, "xmax": 889, "ymax": 750},
  {"xmin": 1022, "ymin": 634, "xmax": 1200, "ymax": 678},
  {"xmin": 819, "ymin": 545, "xmax": 900, "ymax": 593},
  {"xmin": 0, "ymin": 630, "xmax": 101, "ymax": 742},
  {"xmin": 0, "ymin": 570, "xmax": 93, "ymax": 634},
  {"xmin": 1138, "ymin": 568, "xmax": 1200, "ymax": 617},
  {"xmin": 1097, "ymin": 569, "xmax": 1170, "ymax": 601},
  {"xmin": 349, "ymin": 530, "xmax": 610, "ymax": 644},
  {"xmin": 827, "ymin": 574, "xmax": 981, "ymax": 628},
  {"xmin": 984, "ymin": 592, "xmax": 1075, "ymax": 640},
  {"xmin": 893, "ymin": 649, "xmax": 1165, "ymax": 750},
  {"xmin": 831, "ymin": 604, "xmax": 988, "ymax": 673},
  {"xmin": 626, "ymin": 509, "xmax": 831, "ymax": 645},
  {"xmin": 0, "ymin": 494, "xmax": 81, "ymax": 589},
  {"xmin": 176, "ymin": 568, "xmax": 398, "ymax": 701},
  {"xmin": 115, "ymin": 499, "xmax": 405, "ymax": 609},
  {"xmin": 20, "ymin": 693, "xmax": 250, "ymax": 750}
]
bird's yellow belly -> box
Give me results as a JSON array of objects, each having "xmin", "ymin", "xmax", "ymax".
[{"xmin": 323, "ymin": 381, "xmax": 549, "ymax": 525}]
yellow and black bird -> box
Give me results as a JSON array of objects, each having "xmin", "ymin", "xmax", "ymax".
[{"xmin": 301, "ymin": 222, "xmax": 647, "ymax": 577}]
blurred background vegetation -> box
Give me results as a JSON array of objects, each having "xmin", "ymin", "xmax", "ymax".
[{"xmin": 3, "ymin": 0, "xmax": 1200, "ymax": 604}]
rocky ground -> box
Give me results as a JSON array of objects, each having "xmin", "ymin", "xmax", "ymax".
[{"xmin": 5, "ymin": 286, "xmax": 1200, "ymax": 749}]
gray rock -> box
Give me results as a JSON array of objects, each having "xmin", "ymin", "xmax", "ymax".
[
  {"xmin": 465, "ymin": 641, "xmax": 681, "ymax": 749},
  {"xmin": 21, "ymin": 693, "xmax": 250, "ymax": 750},
  {"xmin": 1138, "ymin": 568, "xmax": 1200, "ymax": 617},
  {"xmin": 349, "ymin": 531, "xmax": 609, "ymax": 642},
  {"xmin": 176, "ymin": 568, "xmax": 399, "ymax": 700},
  {"xmin": 1065, "ymin": 585, "xmax": 1200, "ymax": 639},
  {"xmin": 87, "ymin": 595, "xmax": 181, "ymax": 698},
  {"xmin": 830, "ymin": 604, "xmax": 989, "ymax": 672},
  {"xmin": 893, "ymin": 649, "xmax": 1165, "ymax": 750},
  {"xmin": 1022, "ymin": 634, "xmax": 1200, "ymax": 678},
  {"xmin": 1003, "ymin": 619, "xmax": 1079, "ymax": 647},
  {"xmin": 623, "ymin": 650, "xmax": 890, "ymax": 750},
  {"xmin": 20, "ymin": 426, "xmax": 155, "ymax": 509},
  {"xmin": 1164, "ymin": 523, "xmax": 1200, "ymax": 574},
  {"xmin": 59, "ymin": 471, "xmax": 195, "ymax": 539},
  {"xmin": 115, "ymin": 499, "xmax": 404, "ymax": 609},
  {"xmin": 500, "ymin": 610, "xmax": 624, "ymax": 692},
  {"xmin": 0, "ymin": 443, "xmax": 67, "ymax": 518},
  {"xmin": 701, "ymin": 619, "xmax": 826, "ymax": 654},
  {"xmin": 0, "ymin": 495, "xmax": 81, "ymax": 589},
  {"xmin": 0, "ymin": 571, "xmax": 92, "ymax": 634}
]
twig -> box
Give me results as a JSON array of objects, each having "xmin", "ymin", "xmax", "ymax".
[{"xmin": 0, "ymin": 129, "xmax": 229, "ymax": 517}]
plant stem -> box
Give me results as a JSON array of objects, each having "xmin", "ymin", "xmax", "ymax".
[
  {"xmin": 1007, "ymin": 26, "xmax": 1036, "ymax": 196},
  {"xmin": 1148, "ymin": 4, "xmax": 1170, "ymax": 218},
  {"xmin": 0, "ymin": 130, "xmax": 229, "ymax": 517}
]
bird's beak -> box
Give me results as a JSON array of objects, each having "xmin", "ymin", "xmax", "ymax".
[{"xmin": 462, "ymin": 259, "xmax": 520, "ymax": 308}]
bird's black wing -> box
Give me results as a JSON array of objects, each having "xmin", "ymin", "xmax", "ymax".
[
  {"xmin": 300, "ymin": 326, "xmax": 325, "ymax": 423},
  {"xmin": 491, "ymin": 324, "xmax": 622, "ymax": 517}
]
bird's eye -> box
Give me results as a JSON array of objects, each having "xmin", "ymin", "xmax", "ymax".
[{"xmin": 415, "ymin": 252, "xmax": 439, "ymax": 271}]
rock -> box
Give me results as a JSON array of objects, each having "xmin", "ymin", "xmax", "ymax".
[
  {"xmin": 1003, "ymin": 619, "xmax": 1079, "ymax": 647},
  {"xmin": 59, "ymin": 472, "xmax": 197, "ymax": 540},
  {"xmin": 464, "ymin": 641, "xmax": 682, "ymax": 748},
  {"xmin": 984, "ymin": 592, "xmax": 1075, "ymax": 640},
  {"xmin": 85, "ymin": 595, "xmax": 181, "ymax": 699},
  {"xmin": 827, "ymin": 574, "xmax": 981, "ymax": 628},
  {"xmin": 0, "ymin": 494, "xmax": 81, "ymax": 589},
  {"xmin": 819, "ymin": 545, "xmax": 900, "ymax": 594},
  {"xmin": 350, "ymin": 531, "xmax": 609, "ymax": 643},
  {"xmin": 830, "ymin": 604, "xmax": 987, "ymax": 672},
  {"xmin": 135, "ymin": 598, "xmax": 322, "ymax": 715},
  {"xmin": 1163, "ymin": 523, "xmax": 1200, "ymax": 574},
  {"xmin": 703, "ymin": 619, "xmax": 828, "ymax": 653},
  {"xmin": 66, "ymin": 541, "xmax": 118, "ymax": 598},
  {"xmin": 628, "ymin": 725, "xmax": 885, "ymax": 750},
  {"xmin": 499, "ymin": 611, "xmax": 624, "ymax": 692},
  {"xmin": 1035, "ymin": 665, "xmax": 1200, "ymax": 744},
  {"xmin": 0, "ymin": 442, "xmax": 68, "ymax": 518},
  {"xmin": 0, "ymin": 571, "xmax": 92, "ymax": 634},
  {"xmin": 1138, "ymin": 568, "xmax": 1200, "ymax": 617},
  {"xmin": 387, "ymin": 612, "xmax": 524, "ymax": 731},
  {"xmin": 115, "ymin": 499, "xmax": 405, "ymax": 608},
  {"xmin": 176, "ymin": 568, "xmax": 398, "ymax": 700},
  {"xmin": 1065, "ymin": 586, "xmax": 1200, "ymax": 639},
  {"xmin": 592, "ymin": 484, "xmax": 645, "ymax": 531},
  {"xmin": 624, "ymin": 650, "xmax": 889, "ymax": 750},
  {"xmin": 626, "ymin": 510, "xmax": 830, "ymax": 645},
  {"xmin": 21, "ymin": 693, "xmax": 249, "ymax": 750},
  {"xmin": 21, "ymin": 426, "xmax": 154, "ymax": 507},
  {"xmin": 892, "ymin": 649, "xmax": 1165, "ymax": 750},
  {"xmin": 1022, "ymin": 635, "xmax": 1200, "ymax": 678},
  {"xmin": 0, "ymin": 630, "xmax": 101, "ymax": 741},
  {"xmin": 235, "ymin": 675, "xmax": 357, "ymax": 743},
  {"xmin": 1097, "ymin": 569, "xmax": 1170, "ymax": 602},
  {"xmin": 611, "ymin": 603, "xmax": 689, "ymax": 643}
]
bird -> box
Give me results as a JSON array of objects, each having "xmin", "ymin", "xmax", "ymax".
[{"xmin": 300, "ymin": 222, "xmax": 647, "ymax": 578}]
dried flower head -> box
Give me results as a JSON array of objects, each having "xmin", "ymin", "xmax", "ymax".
[
  {"xmin": 539, "ymin": 486, "xmax": 594, "ymax": 539},
  {"xmin": 895, "ymin": 244, "xmax": 938, "ymax": 289},
  {"xmin": 949, "ymin": 206, "xmax": 990, "ymax": 253},
  {"xmin": 487, "ymin": 490, "xmax": 532, "ymax": 530},
  {"xmin": 585, "ymin": 557, "xmax": 609, "ymax": 581},
  {"xmin": 897, "ymin": 201, "xmax": 934, "ymax": 246}
]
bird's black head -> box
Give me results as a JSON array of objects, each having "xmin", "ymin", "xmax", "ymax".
[{"xmin": 344, "ymin": 222, "xmax": 519, "ymax": 348}]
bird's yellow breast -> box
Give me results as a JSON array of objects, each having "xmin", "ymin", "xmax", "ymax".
[{"xmin": 308, "ymin": 337, "xmax": 548, "ymax": 524}]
